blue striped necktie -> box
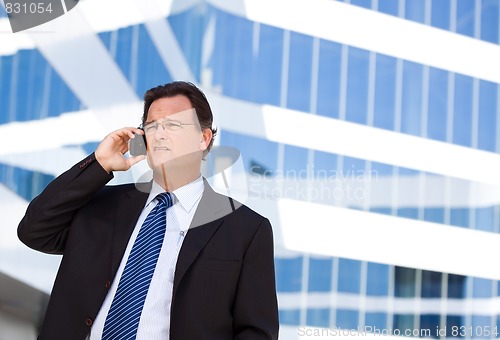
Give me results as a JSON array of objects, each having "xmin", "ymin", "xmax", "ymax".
[{"xmin": 102, "ymin": 192, "xmax": 173, "ymax": 340}]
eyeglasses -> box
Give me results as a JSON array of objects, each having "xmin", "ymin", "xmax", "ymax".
[{"xmin": 142, "ymin": 119, "xmax": 197, "ymax": 135}]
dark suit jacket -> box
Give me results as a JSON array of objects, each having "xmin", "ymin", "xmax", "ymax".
[{"xmin": 18, "ymin": 153, "xmax": 279, "ymax": 339}]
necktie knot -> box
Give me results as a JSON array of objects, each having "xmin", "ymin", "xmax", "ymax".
[{"xmin": 156, "ymin": 192, "xmax": 173, "ymax": 209}]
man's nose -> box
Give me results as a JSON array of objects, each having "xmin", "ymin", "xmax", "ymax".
[{"xmin": 154, "ymin": 125, "xmax": 169, "ymax": 140}]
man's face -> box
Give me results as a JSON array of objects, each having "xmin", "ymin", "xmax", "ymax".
[{"xmin": 144, "ymin": 95, "xmax": 209, "ymax": 170}]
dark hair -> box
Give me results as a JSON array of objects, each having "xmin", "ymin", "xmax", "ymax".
[{"xmin": 142, "ymin": 81, "xmax": 217, "ymax": 155}]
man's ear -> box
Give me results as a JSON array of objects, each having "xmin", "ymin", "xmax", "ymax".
[{"xmin": 200, "ymin": 128, "xmax": 212, "ymax": 151}]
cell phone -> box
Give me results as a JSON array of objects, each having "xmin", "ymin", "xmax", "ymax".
[{"xmin": 129, "ymin": 133, "xmax": 147, "ymax": 156}]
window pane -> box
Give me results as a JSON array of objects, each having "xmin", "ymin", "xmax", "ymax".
[
  {"xmin": 373, "ymin": 54, "xmax": 396, "ymax": 131},
  {"xmin": 431, "ymin": 0, "xmax": 451, "ymax": 30},
  {"xmin": 337, "ymin": 258, "xmax": 361, "ymax": 293},
  {"xmin": 448, "ymin": 274, "xmax": 466, "ymax": 298},
  {"xmin": 287, "ymin": 32, "xmax": 313, "ymax": 112},
  {"xmin": 345, "ymin": 47, "xmax": 369, "ymax": 124},
  {"xmin": 275, "ymin": 256, "xmax": 303, "ymax": 292},
  {"xmin": 336, "ymin": 309, "xmax": 358, "ymax": 330},
  {"xmin": 366, "ymin": 263, "xmax": 389, "ymax": 296},
  {"xmin": 307, "ymin": 308, "xmax": 330, "ymax": 328},
  {"xmin": 453, "ymin": 74, "xmax": 473, "ymax": 147},
  {"xmin": 427, "ymin": 67, "xmax": 448, "ymax": 142},
  {"xmin": 421, "ymin": 270, "xmax": 442, "ymax": 298},
  {"xmin": 317, "ymin": 40, "xmax": 341, "ymax": 118},
  {"xmin": 478, "ymin": 80, "xmax": 497, "ymax": 152},
  {"xmin": 308, "ymin": 257, "xmax": 333, "ymax": 292},
  {"xmin": 405, "ymin": 0, "xmax": 426, "ymax": 23},
  {"xmin": 401, "ymin": 61, "xmax": 423, "ymax": 136},
  {"xmin": 456, "ymin": 0, "xmax": 475, "ymax": 37},
  {"xmin": 481, "ymin": 0, "xmax": 499, "ymax": 43},
  {"xmin": 395, "ymin": 267, "xmax": 416, "ymax": 297}
]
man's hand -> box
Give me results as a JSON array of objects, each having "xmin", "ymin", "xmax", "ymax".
[{"xmin": 95, "ymin": 127, "xmax": 146, "ymax": 173}]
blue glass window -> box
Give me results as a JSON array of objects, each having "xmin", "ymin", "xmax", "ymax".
[
  {"xmin": 397, "ymin": 207, "xmax": 419, "ymax": 219},
  {"xmin": 317, "ymin": 40, "xmax": 342, "ymax": 118},
  {"xmin": 336, "ymin": 309, "xmax": 358, "ymax": 330},
  {"xmin": 405, "ymin": 0, "xmax": 426, "ymax": 24},
  {"xmin": 480, "ymin": 0, "xmax": 499, "ymax": 43},
  {"xmin": 0, "ymin": 3, "xmax": 7, "ymax": 17},
  {"xmin": 475, "ymin": 207, "xmax": 495, "ymax": 232},
  {"xmin": 420, "ymin": 314, "xmax": 440, "ymax": 336},
  {"xmin": 472, "ymin": 315, "xmax": 492, "ymax": 339},
  {"xmin": 307, "ymin": 309, "xmax": 330, "ymax": 328},
  {"xmin": 421, "ymin": 270, "xmax": 442, "ymax": 298},
  {"xmin": 350, "ymin": 0, "xmax": 371, "ymax": 10},
  {"xmin": 342, "ymin": 157, "xmax": 366, "ymax": 180},
  {"xmin": 287, "ymin": 32, "xmax": 313, "ymax": 112},
  {"xmin": 250, "ymin": 23, "xmax": 283, "ymax": 106},
  {"xmin": 448, "ymin": 274, "xmax": 465, "ymax": 298},
  {"xmin": 345, "ymin": 47, "xmax": 369, "ymax": 124},
  {"xmin": 373, "ymin": 54, "xmax": 396, "ymax": 131},
  {"xmin": 168, "ymin": 6, "xmax": 205, "ymax": 82},
  {"xmin": 366, "ymin": 262, "xmax": 389, "ymax": 296},
  {"xmin": 450, "ymin": 208, "xmax": 470, "ymax": 228},
  {"xmin": 424, "ymin": 208, "xmax": 445, "ymax": 223},
  {"xmin": 220, "ymin": 131, "xmax": 279, "ymax": 174},
  {"xmin": 453, "ymin": 74, "xmax": 473, "ymax": 147},
  {"xmin": 447, "ymin": 315, "xmax": 465, "ymax": 337},
  {"xmin": 393, "ymin": 314, "xmax": 414, "ymax": 334},
  {"xmin": 395, "ymin": 267, "xmax": 416, "ymax": 297},
  {"xmin": 378, "ymin": 0, "xmax": 399, "ymax": 16},
  {"xmin": 308, "ymin": 257, "xmax": 333, "ymax": 292},
  {"xmin": 472, "ymin": 277, "xmax": 492, "ymax": 298},
  {"xmin": 279, "ymin": 309, "xmax": 300, "ymax": 325},
  {"xmin": 337, "ymin": 258, "xmax": 361, "ymax": 293},
  {"xmin": 427, "ymin": 67, "xmax": 448, "ymax": 142},
  {"xmin": 365, "ymin": 312, "xmax": 387, "ymax": 331},
  {"xmin": 314, "ymin": 151, "xmax": 338, "ymax": 174},
  {"xmin": 0, "ymin": 164, "xmax": 54, "ymax": 201},
  {"xmin": 114, "ymin": 26, "xmax": 133, "ymax": 82},
  {"xmin": 275, "ymin": 256, "xmax": 303, "ymax": 292},
  {"xmin": 478, "ymin": 80, "xmax": 497, "ymax": 152},
  {"xmin": 401, "ymin": 61, "xmax": 423, "ymax": 137},
  {"xmin": 135, "ymin": 25, "xmax": 172, "ymax": 97},
  {"xmin": 205, "ymin": 9, "xmax": 253, "ymax": 101},
  {"xmin": 431, "ymin": 0, "xmax": 451, "ymax": 30},
  {"xmin": 456, "ymin": 0, "xmax": 475, "ymax": 37},
  {"xmin": 0, "ymin": 56, "xmax": 14, "ymax": 124},
  {"xmin": 283, "ymin": 145, "xmax": 309, "ymax": 172}
]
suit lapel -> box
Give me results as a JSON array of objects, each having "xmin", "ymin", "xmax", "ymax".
[
  {"xmin": 173, "ymin": 182, "xmax": 238, "ymax": 291},
  {"xmin": 110, "ymin": 183, "xmax": 150, "ymax": 275}
]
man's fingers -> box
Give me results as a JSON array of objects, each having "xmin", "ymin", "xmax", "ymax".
[{"xmin": 128, "ymin": 155, "xmax": 147, "ymax": 167}]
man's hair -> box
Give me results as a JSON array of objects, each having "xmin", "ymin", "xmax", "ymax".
[{"xmin": 142, "ymin": 81, "xmax": 217, "ymax": 155}]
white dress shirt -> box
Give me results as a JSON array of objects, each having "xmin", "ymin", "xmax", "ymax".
[{"xmin": 89, "ymin": 176, "xmax": 204, "ymax": 340}]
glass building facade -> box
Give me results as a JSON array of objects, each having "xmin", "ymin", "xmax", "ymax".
[{"xmin": 1, "ymin": 0, "xmax": 500, "ymax": 338}]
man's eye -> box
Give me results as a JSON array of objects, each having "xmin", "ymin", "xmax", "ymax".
[{"xmin": 167, "ymin": 122, "xmax": 181, "ymax": 129}]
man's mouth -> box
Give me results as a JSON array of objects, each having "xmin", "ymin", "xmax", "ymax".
[{"xmin": 154, "ymin": 146, "xmax": 170, "ymax": 151}]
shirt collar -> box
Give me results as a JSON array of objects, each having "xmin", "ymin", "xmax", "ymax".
[{"xmin": 148, "ymin": 175, "xmax": 204, "ymax": 213}]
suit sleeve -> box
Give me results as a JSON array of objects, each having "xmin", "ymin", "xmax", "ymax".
[
  {"xmin": 233, "ymin": 218, "xmax": 279, "ymax": 339},
  {"xmin": 17, "ymin": 153, "xmax": 113, "ymax": 254}
]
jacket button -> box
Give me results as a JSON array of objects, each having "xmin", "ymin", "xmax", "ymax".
[
  {"xmin": 85, "ymin": 318, "xmax": 93, "ymax": 326},
  {"xmin": 105, "ymin": 281, "xmax": 111, "ymax": 289}
]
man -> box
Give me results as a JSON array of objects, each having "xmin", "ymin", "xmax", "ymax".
[{"xmin": 18, "ymin": 81, "xmax": 279, "ymax": 339}]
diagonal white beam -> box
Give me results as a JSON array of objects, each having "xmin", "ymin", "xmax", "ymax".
[
  {"xmin": 208, "ymin": 0, "xmax": 500, "ymax": 85},
  {"xmin": 207, "ymin": 91, "xmax": 500, "ymax": 188},
  {"xmin": 277, "ymin": 198, "xmax": 500, "ymax": 281},
  {"xmin": 138, "ymin": 0, "xmax": 197, "ymax": 82},
  {"xmin": 26, "ymin": 2, "xmax": 139, "ymax": 108}
]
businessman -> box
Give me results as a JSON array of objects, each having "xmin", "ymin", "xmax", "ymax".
[{"xmin": 18, "ymin": 81, "xmax": 279, "ymax": 339}]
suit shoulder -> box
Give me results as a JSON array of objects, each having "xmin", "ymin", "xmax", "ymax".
[{"xmin": 210, "ymin": 190, "xmax": 268, "ymax": 223}]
